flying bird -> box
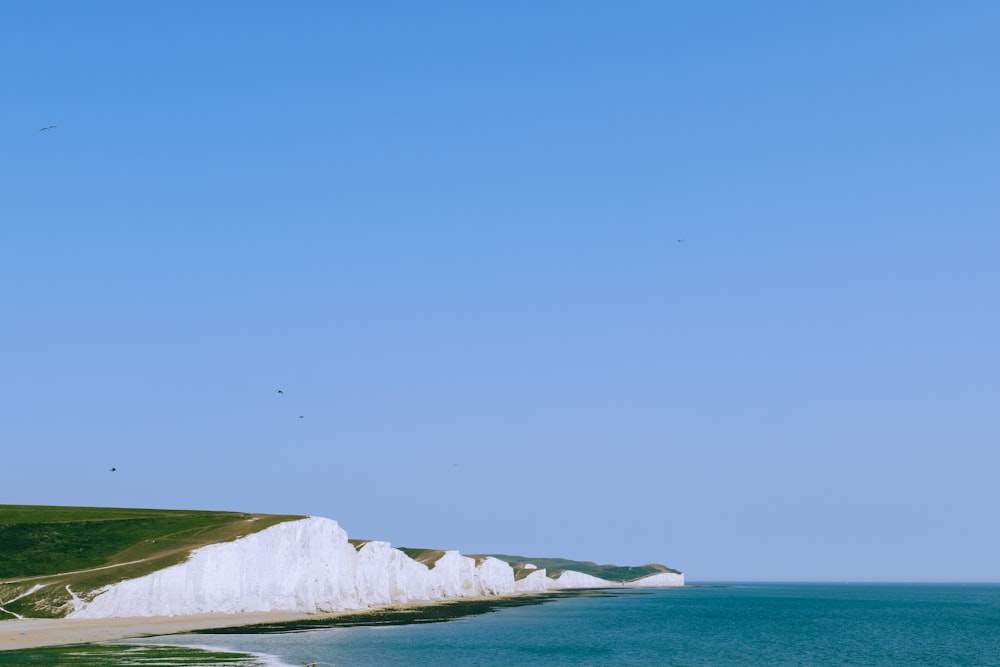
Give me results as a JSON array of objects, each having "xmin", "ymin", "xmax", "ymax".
[
  {"xmin": 298, "ymin": 415, "xmax": 304, "ymax": 419},
  {"xmin": 110, "ymin": 467, "xmax": 116, "ymax": 472},
  {"xmin": 39, "ymin": 125, "xmax": 56, "ymax": 131},
  {"xmin": 277, "ymin": 389, "xmax": 283, "ymax": 394}
]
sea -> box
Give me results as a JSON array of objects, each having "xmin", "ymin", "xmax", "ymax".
[{"xmin": 7, "ymin": 583, "xmax": 1000, "ymax": 666}]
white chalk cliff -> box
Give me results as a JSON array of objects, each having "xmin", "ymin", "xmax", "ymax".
[{"xmin": 67, "ymin": 517, "xmax": 682, "ymax": 618}]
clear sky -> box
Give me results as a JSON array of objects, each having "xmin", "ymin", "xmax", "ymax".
[{"xmin": 3, "ymin": 1, "xmax": 998, "ymax": 582}]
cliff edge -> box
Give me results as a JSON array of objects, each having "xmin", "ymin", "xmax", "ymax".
[
  {"xmin": 66, "ymin": 517, "xmax": 682, "ymax": 618},
  {"xmin": 1, "ymin": 511, "xmax": 683, "ymax": 620}
]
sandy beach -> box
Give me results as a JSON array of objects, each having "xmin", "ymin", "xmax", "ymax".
[
  {"xmin": 0, "ymin": 611, "xmax": 318, "ymax": 651},
  {"xmin": 0, "ymin": 594, "xmax": 562, "ymax": 652}
]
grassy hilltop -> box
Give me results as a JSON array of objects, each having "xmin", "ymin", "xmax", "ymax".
[{"xmin": 0, "ymin": 505, "xmax": 303, "ymax": 619}]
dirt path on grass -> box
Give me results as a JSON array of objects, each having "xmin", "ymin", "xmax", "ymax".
[{"xmin": 0, "ymin": 560, "xmax": 150, "ymax": 586}]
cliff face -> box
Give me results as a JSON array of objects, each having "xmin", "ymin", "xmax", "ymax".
[{"xmin": 67, "ymin": 517, "xmax": 682, "ymax": 618}]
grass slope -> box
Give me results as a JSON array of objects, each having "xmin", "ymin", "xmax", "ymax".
[
  {"xmin": 0, "ymin": 505, "xmax": 304, "ymax": 619},
  {"xmin": 486, "ymin": 554, "xmax": 682, "ymax": 582},
  {"xmin": 396, "ymin": 547, "xmax": 447, "ymax": 568}
]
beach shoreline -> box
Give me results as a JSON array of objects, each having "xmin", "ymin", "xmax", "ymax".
[
  {"xmin": 0, "ymin": 610, "xmax": 323, "ymax": 651},
  {"xmin": 0, "ymin": 592, "xmax": 581, "ymax": 651}
]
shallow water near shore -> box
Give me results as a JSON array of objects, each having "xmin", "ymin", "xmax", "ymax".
[{"xmin": 5, "ymin": 584, "xmax": 1000, "ymax": 666}]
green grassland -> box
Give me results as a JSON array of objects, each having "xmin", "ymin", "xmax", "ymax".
[
  {"xmin": 486, "ymin": 554, "xmax": 682, "ymax": 582},
  {"xmin": 0, "ymin": 505, "xmax": 304, "ymax": 619}
]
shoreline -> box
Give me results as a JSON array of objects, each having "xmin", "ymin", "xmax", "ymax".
[
  {"xmin": 0, "ymin": 591, "xmax": 598, "ymax": 652},
  {"xmin": 1, "ymin": 610, "xmax": 321, "ymax": 652}
]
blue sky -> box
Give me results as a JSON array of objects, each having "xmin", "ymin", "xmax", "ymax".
[{"xmin": 2, "ymin": 1, "xmax": 998, "ymax": 582}]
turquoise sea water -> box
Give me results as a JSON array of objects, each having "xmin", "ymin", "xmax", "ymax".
[{"xmin": 116, "ymin": 583, "xmax": 1000, "ymax": 666}]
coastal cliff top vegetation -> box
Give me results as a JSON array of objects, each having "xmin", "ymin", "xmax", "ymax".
[
  {"xmin": 487, "ymin": 555, "xmax": 681, "ymax": 582},
  {"xmin": 359, "ymin": 547, "xmax": 678, "ymax": 582},
  {"xmin": 0, "ymin": 504, "xmax": 303, "ymax": 618},
  {"xmin": 396, "ymin": 547, "xmax": 448, "ymax": 568}
]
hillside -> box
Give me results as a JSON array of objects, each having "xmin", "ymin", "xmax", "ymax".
[
  {"xmin": 0, "ymin": 505, "xmax": 303, "ymax": 618},
  {"xmin": 486, "ymin": 555, "xmax": 682, "ymax": 582}
]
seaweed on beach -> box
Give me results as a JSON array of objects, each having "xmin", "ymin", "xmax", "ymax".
[
  {"xmin": 193, "ymin": 591, "xmax": 613, "ymax": 634},
  {"xmin": 0, "ymin": 643, "xmax": 265, "ymax": 665}
]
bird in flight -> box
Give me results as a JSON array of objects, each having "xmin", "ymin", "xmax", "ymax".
[
  {"xmin": 277, "ymin": 389, "xmax": 283, "ymax": 395},
  {"xmin": 676, "ymin": 239, "xmax": 685, "ymax": 243},
  {"xmin": 298, "ymin": 415, "xmax": 304, "ymax": 419},
  {"xmin": 39, "ymin": 125, "xmax": 56, "ymax": 131},
  {"xmin": 110, "ymin": 467, "xmax": 116, "ymax": 472}
]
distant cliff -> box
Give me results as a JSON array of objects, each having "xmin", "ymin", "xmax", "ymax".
[{"xmin": 66, "ymin": 517, "xmax": 683, "ymax": 618}]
